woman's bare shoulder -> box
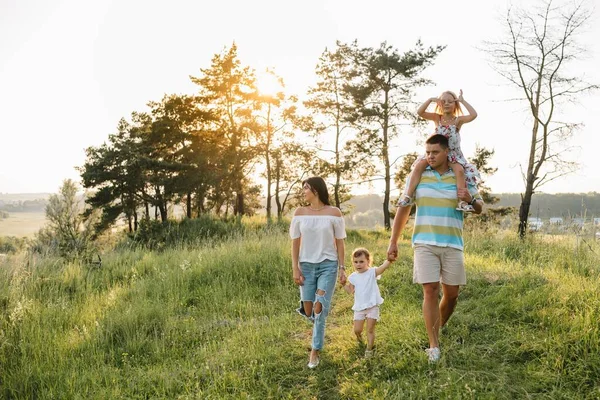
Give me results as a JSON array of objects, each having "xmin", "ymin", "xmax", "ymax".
[{"xmin": 324, "ymin": 206, "xmax": 343, "ymax": 217}]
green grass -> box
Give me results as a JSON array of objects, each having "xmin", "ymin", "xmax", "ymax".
[{"xmin": 1, "ymin": 224, "xmax": 600, "ymax": 399}]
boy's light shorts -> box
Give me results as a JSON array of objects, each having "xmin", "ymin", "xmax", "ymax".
[
  {"xmin": 413, "ymin": 244, "xmax": 466, "ymax": 285},
  {"xmin": 353, "ymin": 305, "xmax": 380, "ymax": 321}
]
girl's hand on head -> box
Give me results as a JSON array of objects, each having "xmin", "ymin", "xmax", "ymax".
[{"xmin": 457, "ymin": 89, "xmax": 464, "ymax": 102}]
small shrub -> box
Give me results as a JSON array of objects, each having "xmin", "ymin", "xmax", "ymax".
[
  {"xmin": 0, "ymin": 236, "xmax": 27, "ymax": 254},
  {"xmin": 125, "ymin": 215, "xmax": 289, "ymax": 250}
]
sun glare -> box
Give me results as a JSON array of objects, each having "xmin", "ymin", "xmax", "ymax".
[{"xmin": 255, "ymin": 71, "xmax": 282, "ymax": 97}]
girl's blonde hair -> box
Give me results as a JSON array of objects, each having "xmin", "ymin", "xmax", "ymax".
[
  {"xmin": 352, "ymin": 247, "xmax": 372, "ymax": 266},
  {"xmin": 434, "ymin": 90, "xmax": 463, "ymax": 117}
]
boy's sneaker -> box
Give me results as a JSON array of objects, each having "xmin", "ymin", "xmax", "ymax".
[
  {"xmin": 456, "ymin": 201, "xmax": 474, "ymax": 212},
  {"xmin": 364, "ymin": 349, "xmax": 374, "ymax": 358},
  {"xmin": 398, "ymin": 195, "xmax": 414, "ymax": 207},
  {"xmin": 425, "ymin": 347, "xmax": 441, "ymax": 363}
]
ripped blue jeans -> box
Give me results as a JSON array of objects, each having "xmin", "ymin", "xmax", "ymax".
[{"xmin": 298, "ymin": 259, "xmax": 338, "ymax": 351}]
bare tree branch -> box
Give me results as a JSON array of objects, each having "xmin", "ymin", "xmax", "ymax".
[{"xmin": 482, "ymin": 0, "xmax": 596, "ymax": 238}]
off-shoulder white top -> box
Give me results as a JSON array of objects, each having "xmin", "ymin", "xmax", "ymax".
[{"xmin": 289, "ymin": 215, "xmax": 346, "ymax": 264}]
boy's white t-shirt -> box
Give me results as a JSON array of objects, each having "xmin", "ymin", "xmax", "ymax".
[{"xmin": 348, "ymin": 268, "xmax": 384, "ymax": 311}]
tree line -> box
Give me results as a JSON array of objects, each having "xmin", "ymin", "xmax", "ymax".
[
  {"xmin": 494, "ymin": 192, "xmax": 600, "ymax": 219},
  {"xmin": 79, "ymin": 40, "xmax": 467, "ymax": 234},
  {"xmin": 78, "ymin": 0, "xmax": 596, "ymax": 239},
  {"xmin": 0, "ymin": 199, "xmax": 47, "ymax": 213}
]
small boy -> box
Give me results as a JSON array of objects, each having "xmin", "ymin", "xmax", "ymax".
[{"xmin": 342, "ymin": 247, "xmax": 392, "ymax": 357}]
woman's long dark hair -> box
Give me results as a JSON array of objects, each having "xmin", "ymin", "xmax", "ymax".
[{"xmin": 302, "ymin": 176, "xmax": 331, "ymax": 206}]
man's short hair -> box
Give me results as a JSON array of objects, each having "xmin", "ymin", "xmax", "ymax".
[{"xmin": 425, "ymin": 134, "xmax": 449, "ymax": 149}]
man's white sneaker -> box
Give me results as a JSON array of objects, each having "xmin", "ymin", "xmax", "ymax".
[{"xmin": 426, "ymin": 347, "xmax": 441, "ymax": 363}]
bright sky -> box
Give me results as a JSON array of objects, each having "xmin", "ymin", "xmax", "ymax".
[{"xmin": 1, "ymin": 0, "xmax": 599, "ymax": 196}]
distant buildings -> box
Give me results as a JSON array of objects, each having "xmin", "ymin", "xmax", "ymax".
[
  {"xmin": 571, "ymin": 218, "xmax": 585, "ymax": 228},
  {"xmin": 528, "ymin": 217, "xmax": 543, "ymax": 231},
  {"xmin": 528, "ymin": 216, "xmax": 600, "ymax": 233}
]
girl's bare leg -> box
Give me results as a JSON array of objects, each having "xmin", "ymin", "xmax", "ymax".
[
  {"xmin": 354, "ymin": 319, "xmax": 365, "ymax": 342},
  {"xmin": 450, "ymin": 163, "xmax": 472, "ymax": 211},
  {"xmin": 366, "ymin": 318, "xmax": 377, "ymax": 351},
  {"xmin": 400, "ymin": 159, "xmax": 428, "ymax": 206},
  {"xmin": 450, "ymin": 162, "xmax": 466, "ymax": 192}
]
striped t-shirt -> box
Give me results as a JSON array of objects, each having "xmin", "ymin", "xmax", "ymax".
[{"xmin": 411, "ymin": 167, "xmax": 481, "ymax": 250}]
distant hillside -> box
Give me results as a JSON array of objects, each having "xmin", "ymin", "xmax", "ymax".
[
  {"xmin": 342, "ymin": 192, "xmax": 600, "ymax": 226},
  {"xmin": 0, "ymin": 193, "xmax": 51, "ymax": 201},
  {"xmin": 0, "ymin": 194, "xmax": 49, "ymax": 213},
  {"xmin": 346, "ymin": 194, "xmax": 384, "ymax": 214},
  {"xmin": 492, "ymin": 192, "xmax": 600, "ymax": 218},
  {"xmin": 2, "ymin": 191, "xmax": 598, "ymax": 224}
]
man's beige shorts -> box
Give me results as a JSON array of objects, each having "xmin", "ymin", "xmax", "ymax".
[{"xmin": 413, "ymin": 244, "xmax": 466, "ymax": 285}]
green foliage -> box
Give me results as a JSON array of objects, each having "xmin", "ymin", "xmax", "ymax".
[
  {"xmin": 270, "ymin": 142, "xmax": 317, "ymax": 219},
  {"xmin": 0, "ymin": 236, "xmax": 27, "ymax": 254},
  {"xmin": 127, "ymin": 217, "xmax": 239, "ymax": 250},
  {"xmin": 303, "ymin": 44, "xmax": 362, "ymax": 209},
  {"xmin": 252, "ymin": 69, "xmax": 306, "ymax": 221},
  {"xmin": 125, "ymin": 215, "xmax": 289, "ymax": 251},
  {"xmin": 394, "ymin": 152, "xmax": 419, "ymax": 190},
  {"xmin": 80, "ymin": 94, "xmax": 221, "ymax": 231},
  {"xmin": 191, "ymin": 44, "xmax": 260, "ymax": 217},
  {"xmin": 471, "ymin": 145, "xmax": 499, "ymax": 205},
  {"xmin": 343, "ymin": 39, "xmax": 445, "ymax": 229},
  {"xmin": 31, "ymin": 180, "xmax": 97, "ymax": 261}
]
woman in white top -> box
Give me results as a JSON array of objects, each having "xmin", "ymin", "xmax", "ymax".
[{"xmin": 290, "ymin": 176, "xmax": 347, "ymax": 369}]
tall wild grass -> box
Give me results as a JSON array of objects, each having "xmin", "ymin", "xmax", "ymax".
[{"xmin": 0, "ymin": 217, "xmax": 599, "ymax": 398}]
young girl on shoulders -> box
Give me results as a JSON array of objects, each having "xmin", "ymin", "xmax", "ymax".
[{"xmin": 399, "ymin": 89, "xmax": 480, "ymax": 212}]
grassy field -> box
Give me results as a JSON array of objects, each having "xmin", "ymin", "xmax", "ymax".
[
  {"xmin": 0, "ymin": 212, "xmax": 46, "ymax": 238},
  {"xmin": 0, "ymin": 223, "xmax": 599, "ymax": 399}
]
